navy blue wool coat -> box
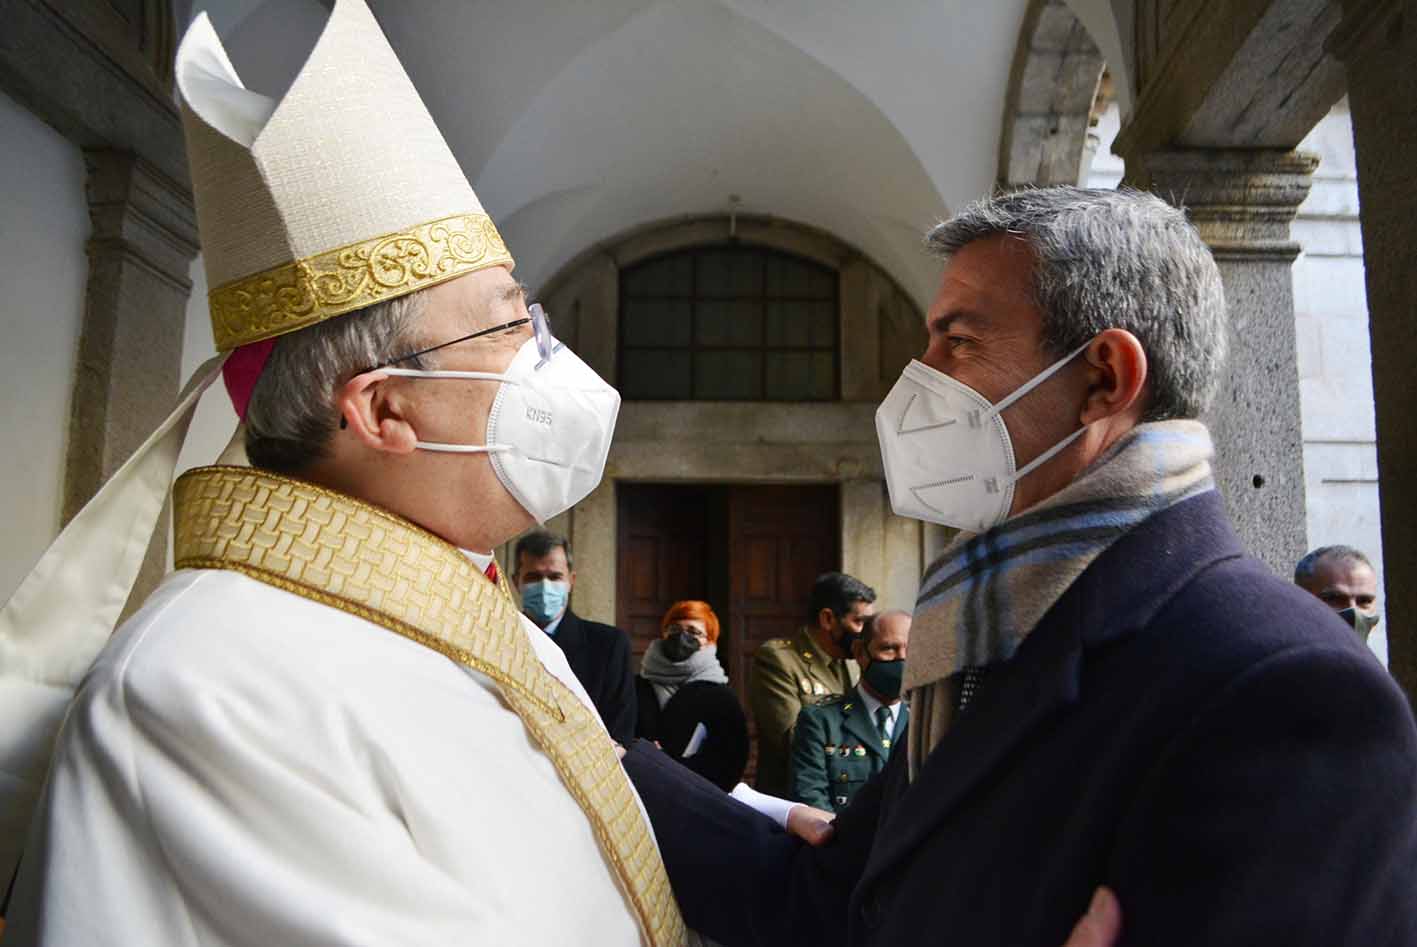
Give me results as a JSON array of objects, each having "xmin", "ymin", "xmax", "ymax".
[{"xmin": 623, "ymin": 492, "xmax": 1417, "ymax": 947}]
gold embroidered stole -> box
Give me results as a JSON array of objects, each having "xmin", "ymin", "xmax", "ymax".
[{"xmin": 172, "ymin": 466, "xmax": 686, "ymax": 947}]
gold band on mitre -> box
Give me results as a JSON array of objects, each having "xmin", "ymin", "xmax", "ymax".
[{"xmin": 208, "ymin": 212, "xmax": 514, "ymax": 351}]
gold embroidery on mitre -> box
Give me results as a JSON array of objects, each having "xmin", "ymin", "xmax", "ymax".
[
  {"xmin": 208, "ymin": 213, "xmax": 514, "ymax": 351},
  {"xmin": 172, "ymin": 467, "xmax": 687, "ymax": 947}
]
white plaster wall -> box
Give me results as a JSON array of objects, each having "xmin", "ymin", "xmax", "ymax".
[
  {"xmin": 1086, "ymin": 99, "xmax": 1386, "ymax": 663},
  {"xmin": 176, "ymin": 255, "xmax": 240, "ymax": 477},
  {"xmin": 0, "ymin": 91, "xmax": 89, "ymax": 603},
  {"xmin": 1083, "ymin": 101, "xmax": 1125, "ymax": 188},
  {"xmin": 1290, "ymin": 101, "xmax": 1387, "ymax": 664}
]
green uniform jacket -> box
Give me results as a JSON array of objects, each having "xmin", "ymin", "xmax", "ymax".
[
  {"xmin": 788, "ymin": 689, "xmax": 909, "ymax": 811},
  {"xmin": 749, "ymin": 627, "xmax": 859, "ymax": 796}
]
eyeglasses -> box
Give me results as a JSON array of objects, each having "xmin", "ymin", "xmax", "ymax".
[
  {"xmin": 375, "ymin": 303, "xmax": 562, "ymax": 371},
  {"xmin": 666, "ymin": 623, "xmax": 709, "ymax": 640}
]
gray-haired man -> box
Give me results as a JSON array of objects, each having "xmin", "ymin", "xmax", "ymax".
[
  {"xmin": 1295, "ymin": 544, "xmax": 1383, "ymax": 640},
  {"xmin": 622, "ymin": 186, "xmax": 1417, "ymax": 947}
]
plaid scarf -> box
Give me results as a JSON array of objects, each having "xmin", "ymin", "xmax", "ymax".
[{"xmin": 904, "ymin": 420, "xmax": 1216, "ymax": 776}]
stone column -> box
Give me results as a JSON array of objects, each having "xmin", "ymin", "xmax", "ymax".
[
  {"xmin": 1330, "ymin": 0, "xmax": 1417, "ymax": 701},
  {"xmin": 65, "ymin": 150, "xmax": 199, "ymax": 607},
  {"xmin": 1129, "ymin": 149, "xmax": 1318, "ymax": 578}
]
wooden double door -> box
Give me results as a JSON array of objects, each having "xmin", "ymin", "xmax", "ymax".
[{"xmin": 616, "ymin": 483, "xmax": 840, "ymax": 713}]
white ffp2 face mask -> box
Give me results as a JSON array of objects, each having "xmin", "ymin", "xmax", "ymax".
[
  {"xmin": 874, "ymin": 340, "xmax": 1092, "ymax": 532},
  {"xmin": 382, "ymin": 336, "xmax": 620, "ymax": 524}
]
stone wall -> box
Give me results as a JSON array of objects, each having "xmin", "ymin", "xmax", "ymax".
[{"xmin": 0, "ymin": 90, "xmax": 89, "ymax": 602}]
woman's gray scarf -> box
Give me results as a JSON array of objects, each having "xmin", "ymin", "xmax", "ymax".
[
  {"xmin": 640, "ymin": 640, "xmax": 728, "ymax": 708},
  {"xmin": 905, "ymin": 420, "xmax": 1217, "ymax": 778}
]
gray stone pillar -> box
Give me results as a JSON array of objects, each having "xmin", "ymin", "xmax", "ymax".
[
  {"xmin": 1130, "ymin": 149, "xmax": 1318, "ymax": 577},
  {"xmin": 1331, "ymin": 0, "xmax": 1417, "ymax": 701},
  {"xmin": 66, "ymin": 150, "xmax": 199, "ymax": 606}
]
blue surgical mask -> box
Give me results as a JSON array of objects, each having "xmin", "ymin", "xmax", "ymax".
[{"xmin": 520, "ymin": 580, "xmax": 570, "ymax": 628}]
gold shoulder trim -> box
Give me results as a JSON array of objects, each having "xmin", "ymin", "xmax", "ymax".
[
  {"xmin": 208, "ymin": 212, "xmax": 514, "ymax": 351},
  {"xmin": 172, "ymin": 467, "xmax": 685, "ymax": 945}
]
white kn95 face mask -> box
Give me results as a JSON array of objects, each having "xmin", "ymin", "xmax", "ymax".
[
  {"xmin": 874, "ymin": 340, "xmax": 1092, "ymax": 533},
  {"xmin": 382, "ymin": 325, "xmax": 620, "ymax": 524}
]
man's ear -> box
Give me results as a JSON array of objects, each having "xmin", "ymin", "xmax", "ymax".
[
  {"xmin": 817, "ymin": 607, "xmax": 836, "ymax": 634},
  {"xmin": 335, "ymin": 371, "xmax": 419, "ymax": 455},
  {"xmin": 851, "ymin": 638, "xmax": 867, "ymax": 663},
  {"xmin": 567, "ymin": 569, "xmax": 577, "ymax": 590},
  {"xmin": 1079, "ymin": 328, "xmax": 1149, "ymax": 425}
]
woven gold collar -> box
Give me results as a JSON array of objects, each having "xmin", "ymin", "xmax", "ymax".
[{"xmin": 173, "ymin": 466, "xmax": 686, "ymax": 946}]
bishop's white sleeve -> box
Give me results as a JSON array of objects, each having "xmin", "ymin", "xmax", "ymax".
[
  {"xmin": 730, "ymin": 782, "xmax": 802, "ymax": 828},
  {"xmin": 9, "ymin": 649, "xmax": 495, "ymax": 946}
]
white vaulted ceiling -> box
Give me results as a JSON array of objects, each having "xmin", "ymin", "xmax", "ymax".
[{"xmin": 186, "ymin": 0, "xmax": 1118, "ymax": 306}]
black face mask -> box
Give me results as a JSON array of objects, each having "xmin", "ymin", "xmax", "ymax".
[
  {"xmin": 862, "ymin": 657, "xmax": 905, "ymax": 701},
  {"xmin": 662, "ymin": 630, "xmax": 702, "ymax": 663}
]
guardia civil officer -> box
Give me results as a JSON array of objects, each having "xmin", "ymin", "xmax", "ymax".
[{"xmin": 789, "ymin": 609, "xmax": 910, "ymax": 812}]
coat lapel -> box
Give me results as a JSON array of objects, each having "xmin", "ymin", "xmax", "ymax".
[
  {"xmin": 860, "ymin": 491, "xmax": 1243, "ymax": 889},
  {"xmin": 892, "ymin": 702, "xmax": 909, "ymax": 743},
  {"xmin": 841, "ymin": 696, "xmax": 888, "ymax": 759},
  {"xmin": 553, "ymin": 609, "xmax": 584, "ymax": 663}
]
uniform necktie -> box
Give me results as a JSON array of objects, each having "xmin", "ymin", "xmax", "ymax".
[
  {"xmin": 484, "ymin": 561, "xmax": 499, "ymax": 584},
  {"xmin": 875, "ymin": 704, "xmax": 893, "ymax": 744}
]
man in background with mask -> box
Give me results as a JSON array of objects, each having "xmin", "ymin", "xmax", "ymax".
[
  {"xmin": 0, "ymin": 3, "xmax": 685, "ymax": 944},
  {"xmin": 789, "ymin": 609, "xmax": 910, "ymax": 812},
  {"xmin": 750, "ymin": 572, "xmax": 874, "ymax": 795},
  {"xmin": 513, "ymin": 530, "xmax": 636, "ymax": 744},
  {"xmin": 1295, "ymin": 544, "xmax": 1383, "ymax": 643},
  {"xmin": 621, "ymin": 187, "xmax": 1417, "ymax": 947}
]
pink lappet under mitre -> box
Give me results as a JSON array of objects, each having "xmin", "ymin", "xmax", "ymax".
[{"xmin": 0, "ymin": 0, "xmax": 513, "ymax": 883}]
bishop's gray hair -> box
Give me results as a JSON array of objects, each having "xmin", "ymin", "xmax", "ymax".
[
  {"xmin": 927, "ymin": 187, "xmax": 1228, "ymax": 422},
  {"xmin": 244, "ymin": 290, "xmax": 430, "ymax": 474}
]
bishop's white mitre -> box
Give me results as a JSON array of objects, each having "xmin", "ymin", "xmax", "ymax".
[{"xmin": 0, "ymin": 0, "xmax": 514, "ymax": 885}]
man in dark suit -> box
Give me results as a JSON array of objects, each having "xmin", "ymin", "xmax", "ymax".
[
  {"xmin": 513, "ymin": 530, "xmax": 636, "ymax": 744},
  {"xmin": 620, "ymin": 187, "xmax": 1417, "ymax": 946}
]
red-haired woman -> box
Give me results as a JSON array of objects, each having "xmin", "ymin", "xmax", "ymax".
[{"xmin": 635, "ymin": 600, "xmax": 750, "ymax": 791}]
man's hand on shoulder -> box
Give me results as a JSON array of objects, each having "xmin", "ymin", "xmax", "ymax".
[
  {"xmin": 785, "ymin": 803, "xmax": 835, "ymax": 846},
  {"xmin": 1063, "ymin": 888, "xmax": 1121, "ymax": 947}
]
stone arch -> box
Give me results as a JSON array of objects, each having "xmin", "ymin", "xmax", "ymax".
[
  {"xmin": 996, "ymin": 0, "xmax": 1108, "ymax": 189},
  {"xmin": 509, "ymin": 214, "xmax": 937, "ymax": 629},
  {"xmin": 533, "ymin": 214, "xmax": 925, "ymax": 405}
]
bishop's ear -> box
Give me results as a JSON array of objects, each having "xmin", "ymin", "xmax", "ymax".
[
  {"xmin": 335, "ymin": 371, "xmax": 419, "ymax": 454},
  {"xmin": 1079, "ymin": 328, "xmax": 1149, "ymax": 425}
]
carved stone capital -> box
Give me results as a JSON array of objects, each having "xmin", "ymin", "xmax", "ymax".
[
  {"xmin": 1128, "ymin": 149, "xmax": 1320, "ymax": 261},
  {"xmin": 84, "ymin": 150, "xmax": 199, "ymax": 291}
]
